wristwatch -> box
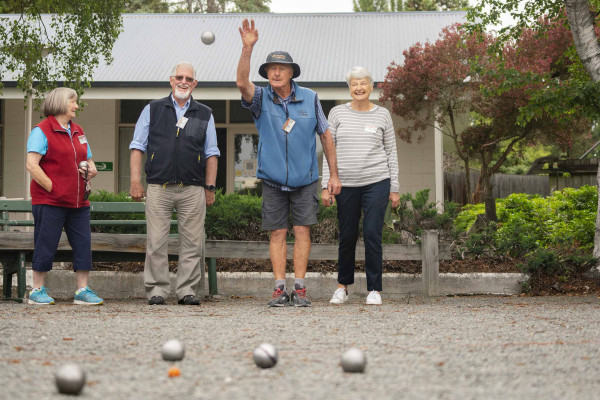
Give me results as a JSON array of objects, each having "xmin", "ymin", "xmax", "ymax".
[{"xmin": 205, "ymin": 184, "xmax": 216, "ymax": 192}]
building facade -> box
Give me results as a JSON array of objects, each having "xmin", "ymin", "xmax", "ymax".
[{"xmin": 0, "ymin": 12, "xmax": 466, "ymax": 201}]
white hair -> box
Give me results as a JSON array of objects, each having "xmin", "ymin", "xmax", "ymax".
[
  {"xmin": 171, "ymin": 62, "xmax": 197, "ymax": 79},
  {"xmin": 345, "ymin": 66, "xmax": 374, "ymax": 87}
]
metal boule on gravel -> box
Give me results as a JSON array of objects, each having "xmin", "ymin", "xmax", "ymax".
[
  {"xmin": 253, "ymin": 343, "xmax": 278, "ymax": 368},
  {"xmin": 55, "ymin": 363, "xmax": 86, "ymax": 395},
  {"xmin": 161, "ymin": 339, "xmax": 185, "ymax": 362},
  {"xmin": 341, "ymin": 348, "xmax": 367, "ymax": 373},
  {"xmin": 201, "ymin": 31, "xmax": 215, "ymax": 45}
]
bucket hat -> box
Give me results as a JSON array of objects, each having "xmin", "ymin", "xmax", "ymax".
[{"xmin": 258, "ymin": 51, "xmax": 301, "ymax": 79}]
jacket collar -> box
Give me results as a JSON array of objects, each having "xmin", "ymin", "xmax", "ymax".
[
  {"xmin": 47, "ymin": 115, "xmax": 80, "ymax": 135},
  {"xmin": 167, "ymin": 93, "xmax": 199, "ymax": 111},
  {"xmin": 266, "ymin": 80, "xmax": 304, "ymax": 105}
]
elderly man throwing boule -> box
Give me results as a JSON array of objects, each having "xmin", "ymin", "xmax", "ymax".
[
  {"xmin": 236, "ymin": 18, "xmax": 342, "ymax": 307},
  {"xmin": 129, "ymin": 62, "xmax": 220, "ymax": 306}
]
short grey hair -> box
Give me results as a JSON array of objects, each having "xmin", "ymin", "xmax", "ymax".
[
  {"xmin": 345, "ymin": 66, "xmax": 374, "ymax": 87},
  {"xmin": 42, "ymin": 87, "xmax": 78, "ymax": 117},
  {"xmin": 171, "ymin": 61, "xmax": 197, "ymax": 80}
]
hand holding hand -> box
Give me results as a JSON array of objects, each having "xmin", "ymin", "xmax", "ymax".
[
  {"xmin": 327, "ymin": 176, "xmax": 342, "ymax": 196},
  {"xmin": 239, "ymin": 18, "xmax": 258, "ymax": 47},
  {"xmin": 321, "ymin": 189, "xmax": 335, "ymax": 207}
]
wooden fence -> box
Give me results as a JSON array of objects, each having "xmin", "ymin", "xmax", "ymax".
[{"xmin": 444, "ymin": 172, "xmax": 550, "ymax": 205}]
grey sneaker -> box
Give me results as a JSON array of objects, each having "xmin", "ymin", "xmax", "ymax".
[
  {"xmin": 290, "ymin": 286, "xmax": 311, "ymax": 307},
  {"xmin": 267, "ymin": 285, "xmax": 290, "ymax": 307}
]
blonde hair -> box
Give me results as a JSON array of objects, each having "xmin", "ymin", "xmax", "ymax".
[
  {"xmin": 42, "ymin": 87, "xmax": 78, "ymax": 117},
  {"xmin": 345, "ymin": 67, "xmax": 374, "ymax": 87}
]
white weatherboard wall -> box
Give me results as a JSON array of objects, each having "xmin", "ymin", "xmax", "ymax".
[
  {"xmin": 3, "ymin": 96, "xmax": 439, "ymax": 201},
  {"xmin": 2, "ymin": 99, "xmax": 117, "ymax": 198}
]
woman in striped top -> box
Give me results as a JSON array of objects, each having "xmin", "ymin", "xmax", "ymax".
[{"xmin": 322, "ymin": 67, "xmax": 400, "ymax": 306}]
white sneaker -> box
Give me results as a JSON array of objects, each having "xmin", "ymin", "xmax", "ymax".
[
  {"xmin": 329, "ymin": 288, "xmax": 348, "ymax": 304},
  {"xmin": 366, "ymin": 291, "xmax": 382, "ymax": 305}
]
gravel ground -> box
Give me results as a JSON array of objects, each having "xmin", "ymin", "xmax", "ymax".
[{"xmin": 1, "ymin": 295, "xmax": 599, "ymax": 400}]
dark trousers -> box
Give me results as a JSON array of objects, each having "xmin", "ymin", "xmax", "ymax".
[
  {"xmin": 336, "ymin": 179, "xmax": 390, "ymax": 292},
  {"xmin": 32, "ymin": 204, "xmax": 92, "ymax": 272}
]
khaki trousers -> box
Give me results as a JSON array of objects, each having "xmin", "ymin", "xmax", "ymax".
[{"xmin": 144, "ymin": 184, "xmax": 205, "ymax": 300}]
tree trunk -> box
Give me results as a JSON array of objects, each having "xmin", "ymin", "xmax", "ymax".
[
  {"xmin": 464, "ymin": 159, "xmax": 473, "ymax": 204},
  {"xmin": 207, "ymin": 0, "xmax": 219, "ymax": 13},
  {"xmin": 564, "ymin": 0, "xmax": 600, "ymax": 270}
]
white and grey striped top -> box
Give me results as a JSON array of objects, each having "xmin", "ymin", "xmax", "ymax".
[{"xmin": 322, "ymin": 103, "xmax": 399, "ymax": 192}]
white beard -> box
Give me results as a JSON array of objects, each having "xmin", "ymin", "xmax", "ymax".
[{"xmin": 173, "ymin": 87, "xmax": 191, "ymax": 101}]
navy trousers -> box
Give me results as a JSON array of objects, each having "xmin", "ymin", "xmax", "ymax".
[
  {"xmin": 336, "ymin": 179, "xmax": 390, "ymax": 292},
  {"xmin": 32, "ymin": 204, "xmax": 92, "ymax": 272}
]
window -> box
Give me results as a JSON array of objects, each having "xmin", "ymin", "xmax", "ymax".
[
  {"xmin": 233, "ymin": 133, "xmax": 260, "ymax": 193},
  {"xmin": 118, "ymin": 100, "xmax": 149, "ymax": 193},
  {"xmin": 230, "ymin": 101, "xmax": 254, "ymax": 123},
  {"xmin": 201, "ymin": 100, "xmax": 226, "ymax": 124}
]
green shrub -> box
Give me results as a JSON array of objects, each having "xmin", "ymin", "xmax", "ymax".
[
  {"xmin": 89, "ymin": 190, "xmax": 147, "ymax": 234},
  {"xmin": 520, "ymin": 246, "xmax": 596, "ymax": 283},
  {"xmin": 205, "ymin": 190, "xmax": 266, "ymax": 241},
  {"xmin": 454, "ymin": 186, "xmax": 598, "ymax": 257},
  {"xmin": 385, "ymin": 189, "xmax": 459, "ymax": 243}
]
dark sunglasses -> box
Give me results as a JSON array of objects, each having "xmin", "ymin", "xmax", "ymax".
[{"xmin": 172, "ymin": 75, "xmax": 195, "ymax": 83}]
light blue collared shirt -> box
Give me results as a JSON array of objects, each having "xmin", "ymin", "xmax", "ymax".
[
  {"xmin": 129, "ymin": 95, "xmax": 220, "ymax": 159},
  {"xmin": 27, "ymin": 124, "xmax": 93, "ymax": 159}
]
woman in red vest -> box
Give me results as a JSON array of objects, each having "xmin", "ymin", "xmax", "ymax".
[{"xmin": 25, "ymin": 87, "xmax": 104, "ymax": 305}]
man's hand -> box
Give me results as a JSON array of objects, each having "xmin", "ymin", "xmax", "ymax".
[
  {"xmin": 239, "ymin": 18, "xmax": 258, "ymax": 47},
  {"xmin": 205, "ymin": 189, "xmax": 215, "ymax": 207},
  {"xmin": 327, "ymin": 175, "xmax": 342, "ymax": 196},
  {"xmin": 321, "ymin": 189, "xmax": 335, "ymax": 207},
  {"xmin": 130, "ymin": 181, "xmax": 145, "ymax": 202}
]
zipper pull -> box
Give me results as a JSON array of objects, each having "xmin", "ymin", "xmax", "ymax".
[{"xmin": 151, "ymin": 152, "xmax": 154, "ymax": 161}]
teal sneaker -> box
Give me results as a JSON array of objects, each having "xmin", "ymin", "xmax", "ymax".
[
  {"xmin": 28, "ymin": 286, "xmax": 55, "ymax": 305},
  {"xmin": 74, "ymin": 287, "xmax": 104, "ymax": 305}
]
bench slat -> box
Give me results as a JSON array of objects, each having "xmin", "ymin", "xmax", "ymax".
[{"xmin": 0, "ymin": 232, "xmax": 450, "ymax": 261}]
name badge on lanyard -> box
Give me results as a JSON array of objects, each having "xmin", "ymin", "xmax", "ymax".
[
  {"xmin": 283, "ymin": 118, "xmax": 296, "ymax": 134},
  {"xmin": 176, "ymin": 116, "xmax": 189, "ymax": 129}
]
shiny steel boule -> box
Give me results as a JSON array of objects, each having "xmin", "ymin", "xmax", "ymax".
[
  {"xmin": 78, "ymin": 161, "xmax": 89, "ymax": 170},
  {"xmin": 161, "ymin": 339, "xmax": 185, "ymax": 362},
  {"xmin": 253, "ymin": 343, "xmax": 278, "ymax": 368},
  {"xmin": 341, "ymin": 348, "xmax": 367, "ymax": 373},
  {"xmin": 55, "ymin": 363, "xmax": 86, "ymax": 395},
  {"xmin": 201, "ymin": 31, "xmax": 215, "ymax": 45}
]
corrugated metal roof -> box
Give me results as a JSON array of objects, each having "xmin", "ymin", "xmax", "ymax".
[{"xmin": 2, "ymin": 12, "xmax": 466, "ymax": 85}]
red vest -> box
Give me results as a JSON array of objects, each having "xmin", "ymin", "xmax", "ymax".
[{"xmin": 30, "ymin": 116, "xmax": 90, "ymax": 208}]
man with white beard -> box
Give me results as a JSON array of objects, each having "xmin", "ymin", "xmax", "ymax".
[{"xmin": 129, "ymin": 61, "xmax": 220, "ymax": 306}]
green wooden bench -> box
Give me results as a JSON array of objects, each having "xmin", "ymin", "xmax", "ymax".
[
  {"xmin": 1, "ymin": 199, "xmax": 450, "ymax": 302},
  {"xmin": 0, "ymin": 199, "xmax": 221, "ymax": 302}
]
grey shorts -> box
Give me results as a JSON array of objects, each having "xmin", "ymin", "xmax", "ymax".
[{"xmin": 261, "ymin": 181, "xmax": 320, "ymax": 230}]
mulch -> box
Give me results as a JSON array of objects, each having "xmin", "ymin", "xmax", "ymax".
[
  {"xmin": 93, "ymin": 258, "xmax": 523, "ymax": 275},
  {"xmin": 92, "ymin": 257, "xmax": 600, "ymax": 296}
]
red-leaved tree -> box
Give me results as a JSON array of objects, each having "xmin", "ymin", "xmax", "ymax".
[{"xmin": 379, "ymin": 20, "xmax": 589, "ymax": 204}]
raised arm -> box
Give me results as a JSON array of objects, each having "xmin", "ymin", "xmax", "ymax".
[{"xmin": 236, "ymin": 18, "xmax": 258, "ymax": 104}]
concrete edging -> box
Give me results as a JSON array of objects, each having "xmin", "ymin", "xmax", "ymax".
[{"xmin": 1, "ymin": 270, "xmax": 527, "ymax": 299}]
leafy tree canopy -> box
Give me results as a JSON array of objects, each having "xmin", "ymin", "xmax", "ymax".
[
  {"xmin": 379, "ymin": 21, "xmax": 590, "ymax": 203},
  {"xmin": 170, "ymin": 0, "xmax": 270, "ymax": 13},
  {"xmin": 353, "ymin": 0, "xmax": 468, "ymax": 12},
  {"xmin": 0, "ymin": 0, "xmax": 124, "ymax": 105}
]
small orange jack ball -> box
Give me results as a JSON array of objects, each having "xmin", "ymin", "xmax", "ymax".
[{"xmin": 168, "ymin": 366, "xmax": 181, "ymax": 377}]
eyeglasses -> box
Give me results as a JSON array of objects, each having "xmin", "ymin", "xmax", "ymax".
[{"xmin": 172, "ymin": 75, "xmax": 195, "ymax": 83}]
